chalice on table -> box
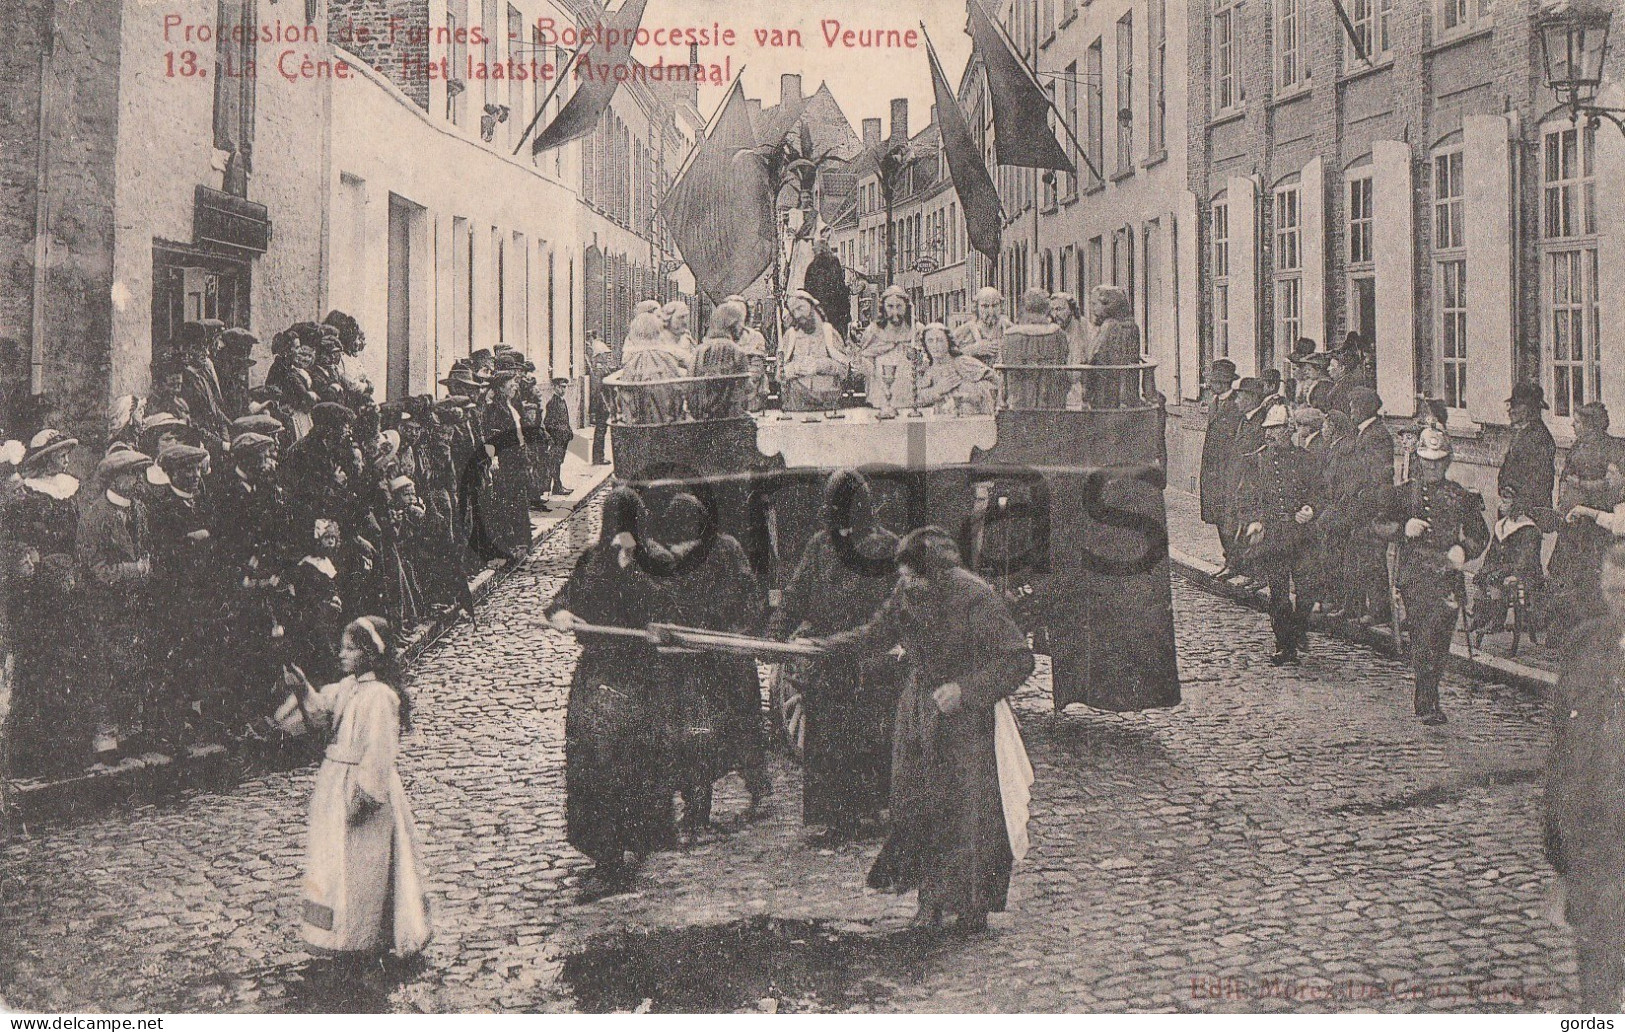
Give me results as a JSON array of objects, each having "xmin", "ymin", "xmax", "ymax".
[{"xmin": 877, "ymin": 365, "xmax": 898, "ymax": 419}]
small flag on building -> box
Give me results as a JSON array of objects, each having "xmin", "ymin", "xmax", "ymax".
[
  {"xmin": 924, "ymin": 27, "xmax": 1002, "ymax": 260},
  {"xmin": 530, "ymin": 0, "xmax": 650, "ymax": 155},
  {"xmin": 658, "ymin": 76, "xmax": 777, "ymax": 299},
  {"xmin": 965, "ymin": 0, "xmax": 1075, "ymax": 172}
]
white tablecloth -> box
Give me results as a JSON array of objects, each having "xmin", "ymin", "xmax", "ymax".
[{"xmin": 752, "ymin": 409, "xmax": 997, "ymax": 469}]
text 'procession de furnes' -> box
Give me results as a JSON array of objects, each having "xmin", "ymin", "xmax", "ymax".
[{"xmin": 160, "ymin": 15, "xmax": 920, "ymax": 84}]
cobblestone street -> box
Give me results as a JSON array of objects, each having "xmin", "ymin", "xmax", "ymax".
[{"xmin": 0, "ymin": 498, "xmax": 1576, "ymax": 1013}]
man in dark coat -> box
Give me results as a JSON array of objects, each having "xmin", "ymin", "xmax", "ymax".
[
  {"xmin": 769, "ymin": 469, "xmax": 903, "ymax": 843},
  {"xmin": 1325, "ymin": 346, "xmax": 1360, "ymax": 416},
  {"xmin": 815, "ymin": 526, "xmax": 1035, "ymax": 934},
  {"xmin": 1546, "ymin": 543, "xmax": 1625, "ymax": 1010},
  {"xmin": 543, "ymin": 377, "xmax": 574, "ymax": 497},
  {"xmin": 1199, "ymin": 359, "xmax": 1241, "ymax": 575},
  {"xmin": 1374, "ymin": 428, "xmax": 1489, "ymax": 725},
  {"xmin": 1500, "ymin": 382, "xmax": 1557, "ymax": 512},
  {"xmin": 148, "ymin": 444, "xmax": 219, "ymax": 746},
  {"xmin": 212, "ymin": 432, "xmax": 291, "ymax": 730},
  {"xmin": 281, "ymin": 402, "xmax": 360, "ymax": 530},
  {"xmin": 1343, "ymin": 387, "xmax": 1396, "ymax": 624},
  {"xmin": 215, "ymin": 329, "xmax": 257, "ymax": 421},
  {"xmin": 175, "ymin": 320, "xmax": 231, "ymax": 448},
  {"xmin": 803, "ymin": 228, "xmax": 852, "ymax": 340},
  {"xmin": 1230, "ymin": 403, "xmax": 1323, "ymax": 665}
]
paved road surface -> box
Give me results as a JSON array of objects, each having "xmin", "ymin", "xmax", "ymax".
[{"xmin": 0, "ymin": 496, "xmax": 1574, "ymax": 1013}]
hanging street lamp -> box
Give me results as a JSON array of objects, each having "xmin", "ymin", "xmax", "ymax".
[{"xmin": 1536, "ymin": 0, "xmax": 1624, "ymax": 131}]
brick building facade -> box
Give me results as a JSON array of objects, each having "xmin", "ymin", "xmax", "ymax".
[{"xmin": 1174, "ymin": 0, "xmax": 1625, "ymax": 501}]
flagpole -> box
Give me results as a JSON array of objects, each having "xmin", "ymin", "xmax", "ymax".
[
  {"xmin": 1031, "ymin": 5, "xmax": 1040, "ymax": 297},
  {"xmin": 512, "ymin": 41, "xmax": 585, "ymax": 156},
  {"xmin": 966, "ymin": 0, "xmax": 1101, "ymax": 185}
]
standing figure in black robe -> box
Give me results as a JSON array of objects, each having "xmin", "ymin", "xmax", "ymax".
[
  {"xmin": 547, "ymin": 487, "xmax": 677, "ymax": 897},
  {"xmin": 654, "ymin": 493, "xmax": 772, "ymax": 834},
  {"xmin": 815, "ymin": 527, "xmax": 1035, "ymax": 934},
  {"xmin": 768, "ymin": 469, "xmax": 901, "ymax": 843}
]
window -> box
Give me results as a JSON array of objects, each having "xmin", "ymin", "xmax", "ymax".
[
  {"xmin": 1275, "ymin": 186, "xmax": 1302, "ymax": 357},
  {"xmin": 1437, "ymin": 0, "xmax": 1482, "ymax": 37},
  {"xmin": 1347, "ymin": 175, "xmax": 1374, "ymax": 266},
  {"xmin": 1086, "ymin": 39, "xmax": 1104, "ymax": 188},
  {"xmin": 482, "ymin": 0, "xmax": 498, "ymax": 109},
  {"xmin": 1063, "ymin": 0, "xmax": 1076, "ymax": 22},
  {"xmin": 1277, "ymin": 0, "xmax": 1304, "ymax": 91},
  {"xmin": 1432, "ymin": 150, "xmax": 1467, "ymax": 411},
  {"xmin": 1211, "ymin": 198, "xmax": 1230, "ymax": 358},
  {"xmin": 1063, "ymin": 61, "xmax": 1079, "ymax": 198},
  {"xmin": 1116, "ymin": 13, "xmax": 1133, "ymax": 175},
  {"xmin": 1542, "ymin": 123, "xmax": 1600, "ymax": 418},
  {"xmin": 1112, "ymin": 226, "xmax": 1135, "ymax": 306},
  {"xmin": 1214, "ymin": 1, "xmax": 1241, "ymax": 114},
  {"xmin": 507, "ymin": 5, "xmax": 523, "ymax": 150},
  {"xmin": 1148, "ymin": 0, "xmax": 1167, "ymax": 155},
  {"xmin": 1344, "ymin": 0, "xmax": 1394, "ymax": 67},
  {"xmin": 1043, "ymin": 0, "xmax": 1054, "ymax": 41}
]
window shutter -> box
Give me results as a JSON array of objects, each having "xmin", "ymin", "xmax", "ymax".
[
  {"xmin": 1463, "ymin": 115, "xmax": 1513, "ymax": 425},
  {"xmin": 1594, "ymin": 93, "xmax": 1625, "ymax": 424},
  {"xmin": 1300, "ymin": 157, "xmax": 1325, "ymax": 348},
  {"xmin": 1372, "ymin": 140, "xmax": 1416, "ymax": 418},
  {"xmin": 1226, "ymin": 175, "xmax": 1258, "ymax": 378},
  {"xmin": 1177, "ymin": 190, "xmax": 1202, "ymax": 401}
]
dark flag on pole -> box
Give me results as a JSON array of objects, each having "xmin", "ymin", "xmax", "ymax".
[
  {"xmin": 924, "ymin": 27, "xmax": 1002, "ymax": 260},
  {"xmin": 965, "ymin": 0, "xmax": 1074, "ymax": 172},
  {"xmin": 530, "ymin": 0, "xmax": 649, "ymax": 155},
  {"xmin": 658, "ymin": 76, "xmax": 777, "ymax": 300}
]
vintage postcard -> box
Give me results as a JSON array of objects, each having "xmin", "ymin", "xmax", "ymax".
[{"xmin": 0, "ymin": 0, "xmax": 1616, "ymax": 1016}]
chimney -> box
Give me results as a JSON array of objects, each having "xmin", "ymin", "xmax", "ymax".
[
  {"xmin": 889, "ymin": 98, "xmax": 908, "ymax": 143},
  {"xmin": 747, "ymin": 98, "xmax": 763, "ymax": 126},
  {"xmin": 862, "ymin": 118, "xmax": 882, "ymax": 151},
  {"xmin": 780, "ymin": 73, "xmax": 803, "ymax": 108},
  {"xmin": 930, "ymin": 104, "xmax": 938, "ymax": 127}
]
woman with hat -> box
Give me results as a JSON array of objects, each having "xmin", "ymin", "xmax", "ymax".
[
  {"xmin": 548, "ymin": 488, "xmax": 679, "ymax": 897},
  {"xmin": 858, "ymin": 286, "xmax": 918, "ymax": 415},
  {"xmin": 77, "ymin": 449, "xmax": 161, "ymax": 758},
  {"xmin": 266, "ymin": 326, "xmax": 321, "ymax": 440},
  {"xmin": 812, "ymin": 526, "xmax": 1035, "ymax": 934},
  {"xmin": 323, "ymin": 311, "xmax": 374, "ymax": 408},
  {"xmin": 283, "ymin": 615, "xmax": 430, "ymax": 961},
  {"xmin": 5, "ymin": 430, "xmax": 84, "ymax": 774}
]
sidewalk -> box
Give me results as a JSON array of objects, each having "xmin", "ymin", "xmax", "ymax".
[
  {"xmin": 1164, "ymin": 487, "xmax": 1558, "ymax": 693},
  {"xmin": 3, "ymin": 430, "xmax": 615, "ymax": 830}
]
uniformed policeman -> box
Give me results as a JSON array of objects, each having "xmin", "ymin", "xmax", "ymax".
[
  {"xmin": 1231, "ymin": 402, "xmax": 1323, "ymax": 665},
  {"xmin": 1375, "ymin": 427, "xmax": 1489, "ymax": 725}
]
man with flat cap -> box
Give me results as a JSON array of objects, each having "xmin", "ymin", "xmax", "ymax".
[
  {"xmin": 1374, "ymin": 427, "xmax": 1488, "ymax": 725},
  {"xmin": 77, "ymin": 449, "xmax": 161, "ymax": 758},
  {"xmin": 1200, "ymin": 359, "xmax": 1242, "ymax": 576},
  {"xmin": 1501, "ymin": 382, "xmax": 1557, "ymax": 513},
  {"xmin": 1231, "ymin": 402, "xmax": 1323, "ymax": 665},
  {"xmin": 214, "ymin": 431, "xmax": 292, "ymax": 731}
]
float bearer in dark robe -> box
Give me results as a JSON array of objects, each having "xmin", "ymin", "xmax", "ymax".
[
  {"xmin": 768, "ymin": 469, "xmax": 902, "ymax": 844},
  {"xmin": 814, "ymin": 526, "xmax": 1035, "ymax": 934},
  {"xmin": 1198, "ymin": 359, "xmax": 1241, "ymax": 576},
  {"xmin": 548, "ymin": 487, "xmax": 678, "ymax": 899}
]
